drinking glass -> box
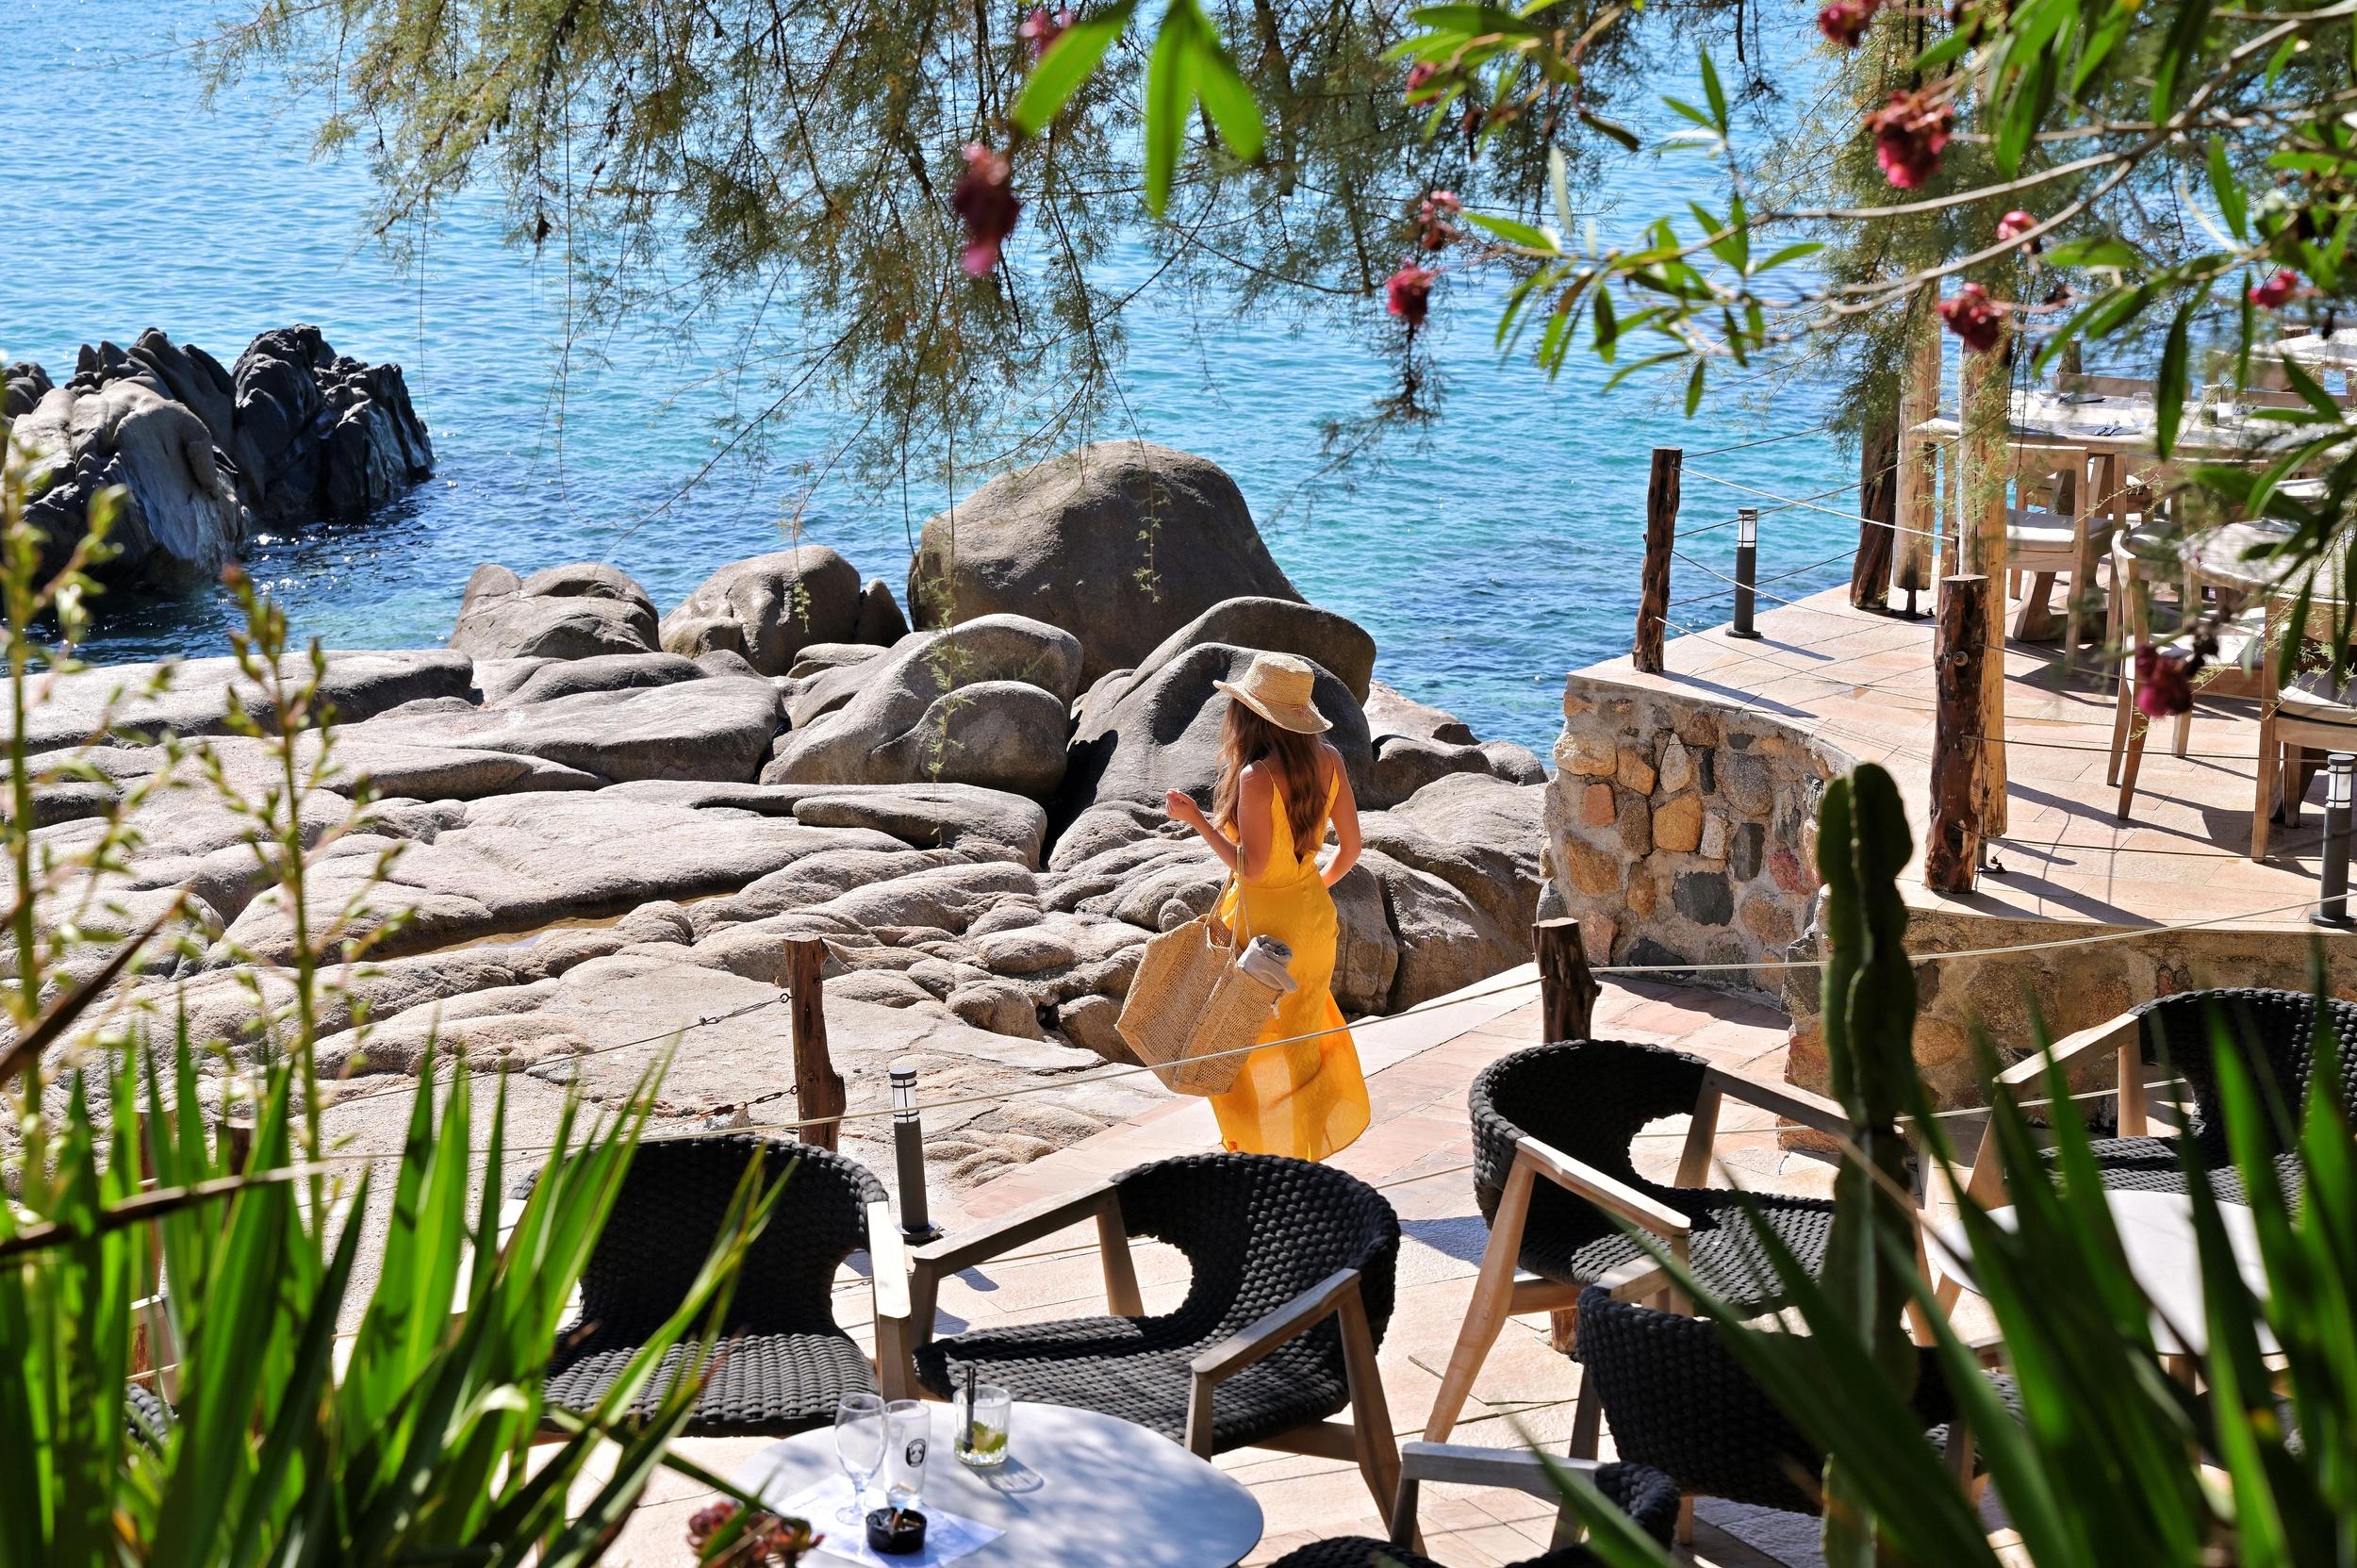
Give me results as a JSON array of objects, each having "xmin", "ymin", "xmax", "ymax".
[
  {"xmin": 832, "ymin": 1393, "xmax": 887, "ymax": 1524},
  {"xmin": 954, "ymin": 1383, "xmax": 1013, "ymax": 1468},
  {"xmin": 883, "ymin": 1398, "xmax": 931, "ymax": 1510}
]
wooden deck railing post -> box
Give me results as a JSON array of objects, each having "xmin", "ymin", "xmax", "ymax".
[
  {"xmin": 1851, "ymin": 410, "xmax": 1898, "ymax": 612},
  {"xmin": 1534, "ymin": 917, "xmax": 1599, "ymax": 1042},
  {"xmin": 1925, "ymin": 574, "xmax": 1990, "ymax": 893},
  {"xmin": 784, "ymin": 938, "xmax": 847, "ymax": 1151},
  {"xmin": 1958, "ymin": 320, "xmax": 2012, "ymax": 836},
  {"xmin": 1889, "ymin": 288, "xmax": 1940, "ymax": 616},
  {"xmin": 1633, "ymin": 447, "xmax": 1681, "ymax": 673}
]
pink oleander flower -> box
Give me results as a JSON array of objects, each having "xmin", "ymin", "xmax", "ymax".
[
  {"xmin": 2134, "ymin": 644, "xmax": 2196, "ymax": 718},
  {"xmin": 952, "ymin": 141, "xmax": 1021, "ymax": 277},
  {"xmin": 1996, "ymin": 209, "xmax": 2039, "ymax": 252},
  {"xmin": 1405, "ymin": 60, "xmax": 1440, "ymax": 100},
  {"xmin": 1019, "ymin": 8, "xmax": 1073, "ymax": 59},
  {"xmin": 1937, "ymin": 282, "xmax": 2004, "ymax": 354},
  {"xmin": 2250, "ymin": 268, "xmax": 2299, "ymax": 309},
  {"xmin": 1869, "ymin": 90, "xmax": 1953, "ymax": 189},
  {"xmin": 1385, "ymin": 262, "xmax": 1435, "ymax": 328},
  {"xmin": 1818, "ymin": 0, "xmax": 1878, "ymax": 46},
  {"xmin": 1413, "ymin": 190, "xmax": 1463, "ymax": 251}
]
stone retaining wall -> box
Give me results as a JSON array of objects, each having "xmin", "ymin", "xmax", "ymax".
[
  {"xmin": 1542, "ymin": 673, "xmax": 1846, "ymax": 995},
  {"xmin": 1784, "ymin": 904, "xmax": 2357, "ymax": 1111}
]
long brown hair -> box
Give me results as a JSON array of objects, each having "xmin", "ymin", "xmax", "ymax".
[{"xmin": 1211, "ymin": 700, "xmax": 1328, "ymax": 857}]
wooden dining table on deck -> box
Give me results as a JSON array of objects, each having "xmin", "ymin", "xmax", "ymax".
[
  {"xmin": 1906, "ymin": 391, "xmax": 2301, "ymax": 620},
  {"xmin": 2280, "ymin": 327, "xmax": 2357, "ymax": 371}
]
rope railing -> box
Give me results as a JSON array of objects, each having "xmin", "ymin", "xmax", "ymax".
[{"xmin": 273, "ymin": 881, "xmax": 2335, "ymax": 1170}]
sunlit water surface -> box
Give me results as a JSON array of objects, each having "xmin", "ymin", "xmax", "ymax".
[{"xmin": 6, "ymin": 3, "xmax": 1851, "ymax": 751}]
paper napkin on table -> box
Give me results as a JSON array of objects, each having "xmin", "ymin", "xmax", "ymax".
[{"xmin": 774, "ymin": 1476, "xmax": 1005, "ymax": 1568}]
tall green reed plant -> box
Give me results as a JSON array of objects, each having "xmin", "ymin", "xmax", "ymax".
[
  {"xmin": 1562, "ymin": 761, "xmax": 2356, "ymax": 1566},
  {"xmin": 0, "ymin": 425, "xmax": 806, "ymax": 1567}
]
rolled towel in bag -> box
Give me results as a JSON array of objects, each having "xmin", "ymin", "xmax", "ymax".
[{"xmin": 1237, "ymin": 935, "xmax": 1297, "ymax": 995}]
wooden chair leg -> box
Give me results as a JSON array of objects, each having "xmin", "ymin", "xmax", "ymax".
[
  {"xmin": 2283, "ymin": 743, "xmax": 2307, "ymax": 832},
  {"xmin": 2117, "ymin": 711, "xmax": 2149, "ymax": 819},
  {"xmin": 2171, "ymin": 709, "xmax": 2192, "ymax": 759},
  {"xmin": 2252, "ymin": 719, "xmax": 2277, "ymax": 861},
  {"xmin": 1568, "ymin": 1375, "xmax": 1605, "ymax": 1461},
  {"xmin": 1675, "ymin": 1495, "xmax": 1697, "ymax": 1546},
  {"xmin": 2108, "ymin": 662, "xmax": 2134, "ymax": 787},
  {"xmin": 1339, "ymin": 1288, "xmax": 1402, "ymax": 1516},
  {"xmin": 1423, "ymin": 1172, "xmax": 1531, "ymax": 1443}
]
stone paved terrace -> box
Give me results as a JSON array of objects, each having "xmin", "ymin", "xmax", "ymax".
[
  {"xmin": 1555, "ymin": 583, "xmax": 2357, "ymax": 1110},
  {"xmin": 1609, "ymin": 584, "xmax": 2332, "ymax": 926},
  {"xmin": 592, "ymin": 968, "xmax": 1859, "ymax": 1568}
]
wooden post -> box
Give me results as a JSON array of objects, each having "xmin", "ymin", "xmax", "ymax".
[
  {"xmin": 1889, "ymin": 289, "xmax": 1941, "ymax": 614},
  {"xmin": 1633, "ymin": 448, "xmax": 1681, "ymax": 673},
  {"xmin": 1851, "ymin": 409, "xmax": 1898, "ymax": 611},
  {"xmin": 1533, "ymin": 917, "xmax": 1599, "ymax": 1042},
  {"xmin": 1924, "ymin": 575, "xmax": 1990, "ymax": 893},
  {"xmin": 784, "ymin": 938, "xmax": 847, "ymax": 1151},
  {"xmin": 1958, "ymin": 321, "xmax": 2012, "ymax": 836}
]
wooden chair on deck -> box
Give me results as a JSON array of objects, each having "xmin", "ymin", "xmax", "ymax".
[
  {"xmin": 2250, "ymin": 597, "xmax": 2357, "ymax": 860},
  {"xmin": 1420, "ymin": 1040, "xmax": 1871, "ymax": 1453},
  {"xmin": 2002, "ymin": 442, "xmax": 2113, "ymax": 668},
  {"xmin": 2110, "ymin": 530, "xmax": 2266, "ymax": 817}
]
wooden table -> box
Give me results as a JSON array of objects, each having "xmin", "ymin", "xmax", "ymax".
[
  {"xmin": 1933, "ymin": 1189, "xmax": 2272, "ymax": 1360},
  {"xmin": 733, "ymin": 1402, "xmax": 1265, "ymax": 1568}
]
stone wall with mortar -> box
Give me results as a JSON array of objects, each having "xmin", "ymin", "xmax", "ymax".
[
  {"xmin": 1782, "ymin": 904, "xmax": 2357, "ymax": 1112},
  {"xmin": 1542, "ymin": 673, "xmax": 1846, "ymax": 996}
]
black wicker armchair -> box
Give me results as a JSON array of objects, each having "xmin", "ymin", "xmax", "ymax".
[
  {"xmin": 1958, "ymin": 986, "xmax": 2357, "ymax": 1220},
  {"xmin": 1268, "ymin": 1450, "xmax": 1680, "ymax": 1568},
  {"xmin": 544, "ymin": 1135, "xmax": 905, "ymax": 1437},
  {"xmin": 883, "ymin": 1152, "xmax": 1404, "ymax": 1509},
  {"xmin": 1574, "ymin": 1287, "xmax": 2003, "ymax": 1535},
  {"xmin": 1424, "ymin": 1039, "xmax": 1857, "ymax": 1446}
]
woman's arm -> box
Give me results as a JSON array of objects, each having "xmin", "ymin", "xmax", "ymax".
[
  {"xmin": 1164, "ymin": 767, "xmax": 1276, "ymax": 880},
  {"xmin": 1320, "ymin": 751, "xmax": 1361, "ymax": 888}
]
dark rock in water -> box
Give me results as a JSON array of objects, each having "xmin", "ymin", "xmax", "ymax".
[
  {"xmin": 15, "ymin": 325, "xmax": 433, "ymax": 589},
  {"xmin": 13, "ymin": 379, "xmax": 247, "ymax": 587},
  {"xmin": 3, "ymin": 361, "xmax": 52, "ymax": 419},
  {"xmin": 907, "ymin": 441, "xmax": 1302, "ymax": 685},
  {"xmin": 228, "ymin": 324, "xmax": 434, "ymax": 523}
]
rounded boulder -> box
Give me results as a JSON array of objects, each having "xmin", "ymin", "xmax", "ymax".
[
  {"xmin": 907, "ymin": 442, "xmax": 1301, "ymax": 685},
  {"xmin": 659, "ymin": 545, "xmax": 875, "ymax": 675}
]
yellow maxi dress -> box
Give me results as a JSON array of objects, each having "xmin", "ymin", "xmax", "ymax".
[{"xmin": 1208, "ymin": 775, "xmax": 1371, "ymax": 1161}]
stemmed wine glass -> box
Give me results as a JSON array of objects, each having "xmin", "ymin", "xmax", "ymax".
[{"xmin": 832, "ymin": 1392, "xmax": 888, "ymax": 1524}]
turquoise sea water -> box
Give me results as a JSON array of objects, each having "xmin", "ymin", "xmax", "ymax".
[{"xmin": 6, "ymin": 2, "xmax": 1851, "ymax": 751}]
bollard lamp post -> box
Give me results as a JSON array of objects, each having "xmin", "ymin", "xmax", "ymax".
[
  {"xmin": 1729, "ymin": 507, "xmax": 1762, "ymax": 639},
  {"xmin": 2316, "ymin": 752, "xmax": 2355, "ymax": 928}
]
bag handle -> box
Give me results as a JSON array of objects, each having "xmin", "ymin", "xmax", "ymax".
[{"xmin": 1211, "ymin": 864, "xmax": 1242, "ymax": 949}]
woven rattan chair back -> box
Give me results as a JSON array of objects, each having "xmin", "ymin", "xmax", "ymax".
[
  {"xmin": 1574, "ymin": 1288, "xmax": 1963, "ymax": 1517},
  {"xmin": 573, "ymin": 1135, "xmax": 884, "ymax": 1340},
  {"xmin": 1472, "ymin": 1040, "xmax": 1706, "ymax": 1258},
  {"xmin": 1116, "ymin": 1151, "xmax": 1401, "ymax": 1362},
  {"xmin": 2135, "ymin": 988, "xmax": 2357, "ymax": 1163}
]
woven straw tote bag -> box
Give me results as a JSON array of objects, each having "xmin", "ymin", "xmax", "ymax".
[{"xmin": 1114, "ymin": 871, "xmax": 1286, "ymax": 1096}]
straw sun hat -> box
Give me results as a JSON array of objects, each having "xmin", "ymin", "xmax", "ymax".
[{"xmin": 1214, "ymin": 652, "xmax": 1331, "ymax": 734}]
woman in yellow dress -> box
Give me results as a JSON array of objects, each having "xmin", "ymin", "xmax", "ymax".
[{"xmin": 1163, "ymin": 652, "xmax": 1371, "ymax": 1161}]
